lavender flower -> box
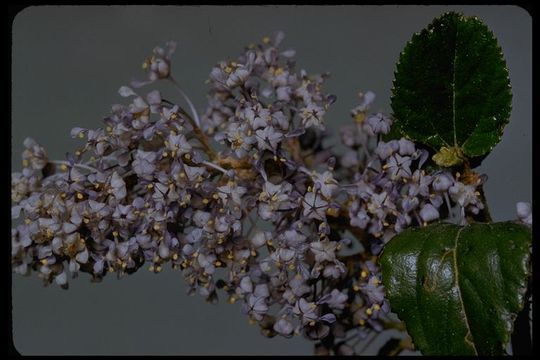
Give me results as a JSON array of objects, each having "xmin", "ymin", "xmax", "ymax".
[
  {"xmin": 11, "ymin": 32, "xmax": 501, "ymax": 354},
  {"xmin": 132, "ymin": 41, "xmax": 177, "ymax": 87},
  {"xmin": 516, "ymin": 202, "xmax": 532, "ymax": 225}
]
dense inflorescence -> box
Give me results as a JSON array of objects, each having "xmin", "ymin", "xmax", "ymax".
[{"xmin": 12, "ymin": 32, "xmax": 520, "ymax": 354}]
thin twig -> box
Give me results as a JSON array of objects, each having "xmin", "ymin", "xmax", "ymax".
[
  {"xmin": 49, "ymin": 160, "xmax": 98, "ymax": 173},
  {"xmin": 169, "ymin": 76, "xmax": 201, "ymax": 127}
]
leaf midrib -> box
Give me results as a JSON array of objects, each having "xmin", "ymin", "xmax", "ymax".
[
  {"xmin": 453, "ymin": 226, "xmax": 478, "ymax": 355},
  {"xmin": 451, "ymin": 21, "xmax": 459, "ymax": 147}
]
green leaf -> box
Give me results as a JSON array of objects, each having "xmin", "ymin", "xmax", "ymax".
[
  {"xmin": 380, "ymin": 222, "xmax": 531, "ymax": 355},
  {"xmin": 390, "ymin": 12, "xmax": 512, "ymax": 166}
]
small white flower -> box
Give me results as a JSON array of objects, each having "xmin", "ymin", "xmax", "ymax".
[
  {"xmin": 302, "ymin": 192, "xmax": 329, "ymax": 221},
  {"xmin": 516, "ymin": 202, "xmax": 532, "ymax": 225},
  {"xmin": 300, "ymin": 103, "xmax": 325, "ymax": 129},
  {"xmin": 255, "ymin": 126, "xmax": 283, "ymax": 151}
]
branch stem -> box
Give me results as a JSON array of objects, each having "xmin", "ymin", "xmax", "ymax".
[{"xmin": 49, "ymin": 160, "xmax": 98, "ymax": 173}]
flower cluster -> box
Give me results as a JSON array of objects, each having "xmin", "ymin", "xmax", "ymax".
[{"xmin": 11, "ymin": 32, "xmax": 503, "ymax": 354}]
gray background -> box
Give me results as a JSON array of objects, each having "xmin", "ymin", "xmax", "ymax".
[{"xmin": 11, "ymin": 5, "xmax": 531, "ymax": 355}]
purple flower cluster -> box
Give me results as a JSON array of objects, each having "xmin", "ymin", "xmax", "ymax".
[{"xmin": 11, "ymin": 32, "xmax": 501, "ymax": 354}]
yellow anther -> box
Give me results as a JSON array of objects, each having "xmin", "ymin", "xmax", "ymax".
[
  {"xmin": 326, "ymin": 207, "xmax": 340, "ymax": 217},
  {"xmin": 155, "ymin": 265, "xmax": 162, "ymax": 272},
  {"xmin": 24, "ymin": 218, "xmax": 31, "ymax": 224},
  {"xmin": 228, "ymin": 296, "xmax": 237, "ymax": 304},
  {"xmin": 153, "ymin": 224, "xmax": 160, "ymax": 231},
  {"xmin": 212, "ymin": 193, "xmax": 219, "ymax": 200},
  {"xmin": 366, "ymin": 308, "xmax": 373, "ymax": 316},
  {"xmin": 202, "ymin": 198, "xmax": 210, "ymax": 204},
  {"xmin": 359, "ymin": 319, "xmax": 366, "ymax": 326},
  {"xmin": 78, "ymin": 132, "xmax": 85, "ymax": 139},
  {"xmin": 148, "ymin": 266, "xmax": 155, "ymax": 272},
  {"xmin": 76, "ymin": 193, "xmax": 84, "ymax": 200},
  {"xmin": 184, "ymin": 153, "xmax": 191, "ymax": 160},
  {"xmin": 374, "ymin": 304, "xmax": 381, "ymax": 311},
  {"xmin": 60, "ymin": 164, "xmax": 68, "ymax": 171},
  {"xmin": 22, "ymin": 159, "xmax": 29, "ymax": 167},
  {"xmin": 147, "ymin": 183, "xmax": 154, "ymax": 189},
  {"xmin": 172, "ymin": 253, "xmax": 179, "ymax": 261},
  {"xmin": 360, "ymin": 270, "xmax": 368, "ymax": 278},
  {"xmin": 40, "ymin": 259, "xmax": 48, "ymax": 265},
  {"xmin": 215, "ymin": 260, "xmax": 222, "ymax": 267},
  {"xmin": 162, "ymin": 152, "xmax": 168, "ymax": 157},
  {"xmin": 262, "ymin": 36, "xmax": 270, "ymax": 44},
  {"xmin": 266, "ymin": 239, "xmax": 273, "ymax": 246},
  {"xmin": 354, "ymin": 112, "xmax": 366, "ymax": 123},
  {"xmin": 309, "ymin": 321, "xmax": 316, "ymax": 326},
  {"xmin": 353, "ymin": 284, "xmax": 360, "ymax": 292}
]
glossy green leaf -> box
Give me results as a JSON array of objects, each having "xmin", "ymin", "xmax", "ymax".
[
  {"xmin": 380, "ymin": 222, "xmax": 531, "ymax": 355},
  {"xmin": 390, "ymin": 12, "xmax": 512, "ymax": 167}
]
